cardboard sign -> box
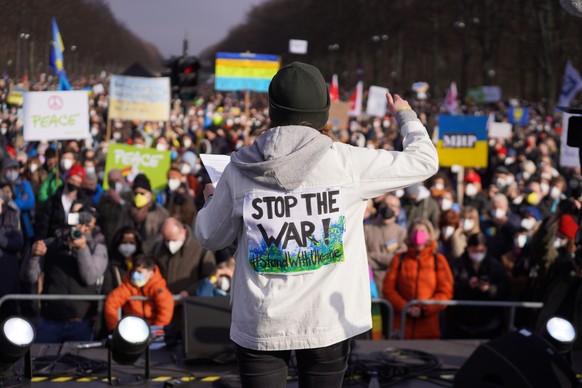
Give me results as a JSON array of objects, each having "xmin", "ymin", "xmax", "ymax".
[
  {"xmin": 329, "ymin": 101, "xmax": 350, "ymax": 130},
  {"xmin": 103, "ymin": 143, "xmax": 171, "ymax": 191},
  {"xmin": 109, "ymin": 75, "xmax": 170, "ymax": 121},
  {"xmin": 436, "ymin": 115, "xmax": 488, "ymax": 168},
  {"xmin": 23, "ymin": 90, "xmax": 89, "ymax": 141}
]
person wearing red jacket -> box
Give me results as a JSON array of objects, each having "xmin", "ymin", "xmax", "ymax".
[
  {"xmin": 104, "ymin": 254, "xmax": 174, "ymax": 332},
  {"xmin": 383, "ymin": 218, "xmax": 454, "ymax": 339}
]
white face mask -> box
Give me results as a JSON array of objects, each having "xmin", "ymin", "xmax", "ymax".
[
  {"xmin": 29, "ymin": 164, "xmax": 38, "ymax": 174},
  {"xmin": 118, "ymin": 243, "xmax": 137, "ymax": 258},
  {"xmin": 442, "ymin": 226, "xmax": 455, "ymax": 239},
  {"xmin": 465, "ymin": 183, "xmax": 478, "ymax": 197},
  {"xmin": 540, "ymin": 182, "xmax": 550, "ymax": 196},
  {"xmin": 462, "ymin": 219, "xmax": 475, "ymax": 232},
  {"xmin": 168, "ymin": 178, "xmax": 181, "ymax": 192},
  {"xmin": 180, "ymin": 164, "xmax": 192, "ymax": 175},
  {"xmin": 114, "ymin": 182, "xmax": 124, "ymax": 193},
  {"xmin": 167, "ymin": 239, "xmax": 184, "ymax": 254},
  {"xmin": 156, "ymin": 143, "xmax": 168, "ymax": 151},
  {"xmin": 433, "ymin": 182, "xmax": 445, "ymax": 190},
  {"xmin": 61, "ymin": 158, "xmax": 74, "ymax": 171},
  {"xmin": 5, "ymin": 170, "xmax": 18, "ymax": 182},
  {"xmin": 493, "ymin": 208, "xmax": 506, "ymax": 219},
  {"xmin": 441, "ymin": 198, "xmax": 453, "ymax": 211},
  {"xmin": 553, "ymin": 238, "xmax": 567, "ymax": 249},
  {"xmin": 394, "ymin": 189, "xmax": 404, "ymax": 198},
  {"xmin": 550, "ymin": 186, "xmax": 561, "ymax": 199},
  {"xmin": 85, "ymin": 167, "xmax": 95, "ymax": 175},
  {"xmin": 515, "ymin": 234, "xmax": 528, "ymax": 248},
  {"xmin": 520, "ymin": 217, "xmax": 536, "ymax": 231},
  {"xmin": 183, "ymin": 139, "xmax": 192, "ymax": 149},
  {"xmin": 469, "ymin": 252, "xmax": 486, "ymax": 263}
]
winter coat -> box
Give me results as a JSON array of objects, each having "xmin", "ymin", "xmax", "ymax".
[
  {"xmin": 116, "ymin": 203, "xmax": 169, "ymax": 254},
  {"xmin": 0, "ymin": 203, "xmax": 24, "ymax": 296},
  {"xmin": 383, "ymin": 241, "xmax": 453, "ymax": 339},
  {"xmin": 152, "ymin": 226, "xmax": 215, "ymax": 295},
  {"xmin": 195, "ymin": 109, "xmax": 439, "ymax": 351},
  {"xmin": 104, "ymin": 265, "xmax": 174, "ymax": 331}
]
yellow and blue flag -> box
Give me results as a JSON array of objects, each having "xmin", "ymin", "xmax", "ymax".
[
  {"xmin": 215, "ymin": 52, "xmax": 280, "ymax": 92},
  {"xmin": 49, "ymin": 18, "xmax": 71, "ymax": 90}
]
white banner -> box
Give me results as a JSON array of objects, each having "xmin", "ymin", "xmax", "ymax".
[
  {"xmin": 289, "ymin": 39, "xmax": 308, "ymax": 54},
  {"xmin": 23, "ymin": 90, "xmax": 89, "ymax": 141},
  {"xmin": 560, "ymin": 113, "xmax": 580, "ymax": 168},
  {"xmin": 366, "ymin": 86, "xmax": 389, "ymax": 117},
  {"xmin": 488, "ymin": 122, "xmax": 512, "ymax": 139}
]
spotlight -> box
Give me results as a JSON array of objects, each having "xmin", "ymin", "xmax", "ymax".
[
  {"xmin": 0, "ymin": 316, "xmax": 35, "ymax": 381},
  {"xmin": 545, "ymin": 316, "xmax": 577, "ymax": 352},
  {"xmin": 107, "ymin": 316, "xmax": 151, "ymax": 385}
]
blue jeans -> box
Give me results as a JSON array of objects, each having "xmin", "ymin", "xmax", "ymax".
[
  {"xmin": 236, "ymin": 339, "xmax": 351, "ymax": 388},
  {"xmin": 35, "ymin": 317, "xmax": 93, "ymax": 343}
]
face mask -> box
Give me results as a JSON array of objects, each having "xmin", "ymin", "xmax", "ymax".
[
  {"xmin": 494, "ymin": 178, "xmax": 507, "ymax": 189},
  {"xmin": 506, "ymin": 175, "xmax": 515, "ymax": 186},
  {"xmin": 61, "ymin": 159, "xmax": 74, "ymax": 171},
  {"xmin": 394, "ymin": 189, "xmax": 404, "ymax": 198},
  {"xmin": 411, "ymin": 230, "xmax": 429, "ymax": 247},
  {"xmin": 134, "ymin": 193, "xmax": 149, "ymax": 208},
  {"xmin": 85, "ymin": 167, "xmax": 95, "ymax": 175},
  {"xmin": 0, "ymin": 127, "xmax": 6, "ymax": 135},
  {"xmin": 156, "ymin": 143, "xmax": 168, "ymax": 151},
  {"xmin": 493, "ymin": 208, "xmax": 506, "ymax": 219},
  {"xmin": 550, "ymin": 187, "xmax": 561, "ymax": 199},
  {"xmin": 462, "ymin": 219, "xmax": 475, "ymax": 232},
  {"xmin": 167, "ymin": 239, "xmax": 184, "ymax": 254},
  {"xmin": 441, "ymin": 198, "xmax": 453, "ymax": 211},
  {"xmin": 379, "ymin": 206, "xmax": 395, "ymax": 220},
  {"xmin": 98, "ymin": 171, "xmax": 105, "ymax": 181},
  {"xmin": 131, "ymin": 271, "xmax": 148, "ymax": 288},
  {"xmin": 180, "ymin": 164, "xmax": 192, "ymax": 175},
  {"xmin": 520, "ymin": 217, "xmax": 536, "ymax": 231},
  {"xmin": 5, "ymin": 170, "xmax": 18, "ymax": 182},
  {"xmin": 433, "ymin": 182, "xmax": 445, "ymax": 190},
  {"xmin": 168, "ymin": 178, "xmax": 181, "ymax": 192},
  {"xmin": 29, "ymin": 164, "xmax": 38, "ymax": 174},
  {"xmin": 113, "ymin": 132, "xmax": 121, "ymax": 140},
  {"xmin": 66, "ymin": 182, "xmax": 79, "ymax": 192},
  {"xmin": 465, "ymin": 183, "xmax": 478, "ymax": 197},
  {"xmin": 553, "ymin": 238, "xmax": 567, "ymax": 249},
  {"xmin": 91, "ymin": 127, "xmax": 99, "ymax": 137},
  {"xmin": 540, "ymin": 182, "xmax": 550, "ymax": 196},
  {"xmin": 469, "ymin": 252, "xmax": 486, "ymax": 263},
  {"xmin": 514, "ymin": 234, "xmax": 529, "ymax": 249},
  {"xmin": 118, "ymin": 243, "xmax": 136, "ymax": 258},
  {"xmin": 183, "ymin": 139, "xmax": 192, "ymax": 149},
  {"xmin": 442, "ymin": 226, "xmax": 455, "ymax": 239}
]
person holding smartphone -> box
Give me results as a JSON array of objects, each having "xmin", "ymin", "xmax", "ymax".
[{"xmin": 446, "ymin": 232, "xmax": 510, "ymax": 339}]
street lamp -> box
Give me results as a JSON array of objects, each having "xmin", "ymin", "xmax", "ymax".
[
  {"xmin": 71, "ymin": 45, "xmax": 77, "ymax": 76},
  {"xmin": 371, "ymin": 34, "xmax": 388, "ymax": 84}
]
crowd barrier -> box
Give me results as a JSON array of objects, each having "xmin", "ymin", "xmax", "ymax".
[{"xmin": 0, "ymin": 294, "xmax": 544, "ymax": 341}]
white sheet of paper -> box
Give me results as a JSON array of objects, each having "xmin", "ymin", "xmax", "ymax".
[{"xmin": 200, "ymin": 154, "xmax": 231, "ymax": 185}]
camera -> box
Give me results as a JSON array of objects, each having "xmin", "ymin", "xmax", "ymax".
[
  {"xmin": 67, "ymin": 211, "xmax": 93, "ymax": 226},
  {"xmin": 70, "ymin": 227, "xmax": 83, "ymax": 240}
]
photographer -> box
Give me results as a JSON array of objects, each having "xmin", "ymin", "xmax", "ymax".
[
  {"xmin": 530, "ymin": 198, "xmax": 582, "ymax": 349},
  {"xmin": 21, "ymin": 204, "xmax": 108, "ymax": 343}
]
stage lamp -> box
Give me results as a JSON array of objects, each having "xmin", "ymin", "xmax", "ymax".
[
  {"xmin": 0, "ymin": 316, "xmax": 35, "ymax": 380},
  {"xmin": 107, "ymin": 316, "xmax": 151, "ymax": 385},
  {"xmin": 544, "ymin": 316, "xmax": 577, "ymax": 353}
]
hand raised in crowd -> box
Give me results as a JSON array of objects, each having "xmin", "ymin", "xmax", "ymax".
[
  {"xmin": 386, "ymin": 92, "xmax": 411, "ymax": 116},
  {"xmin": 31, "ymin": 240, "xmax": 47, "ymax": 256},
  {"xmin": 203, "ymin": 183, "xmax": 215, "ymax": 201}
]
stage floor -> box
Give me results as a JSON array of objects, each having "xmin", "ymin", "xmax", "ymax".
[{"xmin": 4, "ymin": 339, "xmax": 581, "ymax": 387}]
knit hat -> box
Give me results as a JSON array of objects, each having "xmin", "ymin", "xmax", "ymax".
[
  {"xmin": 268, "ymin": 62, "xmax": 330, "ymax": 128},
  {"xmin": 67, "ymin": 164, "xmax": 86, "ymax": 183},
  {"xmin": 465, "ymin": 169, "xmax": 481, "ymax": 184},
  {"xmin": 558, "ymin": 214, "xmax": 579, "ymax": 240},
  {"xmin": 132, "ymin": 173, "xmax": 152, "ymax": 192}
]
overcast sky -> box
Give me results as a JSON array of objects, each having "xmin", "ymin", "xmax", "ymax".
[{"xmin": 104, "ymin": 0, "xmax": 265, "ymax": 58}]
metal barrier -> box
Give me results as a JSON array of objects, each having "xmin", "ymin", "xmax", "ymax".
[
  {"xmin": 0, "ymin": 294, "xmax": 183, "ymax": 310},
  {"xmin": 398, "ymin": 299, "xmax": 544, "ymax": 339},
  {"xmin": 371, "ymin": 298, "xmax": 394, "ymax": 339}
]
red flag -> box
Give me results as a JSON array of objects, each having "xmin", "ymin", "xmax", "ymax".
[
  {"xmin": 348, "ymin": 81, "xmax": 363, "ymax": 117},
  {"xmin": 330, "ymin": 74, "xmax": 339, "ymax": 102}
]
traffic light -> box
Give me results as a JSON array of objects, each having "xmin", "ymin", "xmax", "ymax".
[
  {"xmin": 161, "ymin": 56, "xmax": 180, "ymax": 98},
  {"xmin": 178, "ymin": 56, "xmax": 199, "ymax": 100}
]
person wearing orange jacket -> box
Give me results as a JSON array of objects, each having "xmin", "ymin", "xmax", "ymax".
[
  {"xmin": 383, "ymin": 218, "xmax": 454, "ymax": 339},
  {"xmin": 104, "ymin": 254, "xmax": 174, "ymax": 332}
]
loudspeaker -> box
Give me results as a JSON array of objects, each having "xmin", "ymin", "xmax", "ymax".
[{"xmin": 454, "ymin": 329, "xmax": 577, "ymax": 388}]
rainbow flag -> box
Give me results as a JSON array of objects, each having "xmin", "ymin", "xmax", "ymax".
[{"xmin": 214, "ymin": 52, "xmax": 279, "ymax": 92}]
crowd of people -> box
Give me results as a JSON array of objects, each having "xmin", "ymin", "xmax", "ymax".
[{"xmin": 0, "ymin": 72, "xmax": 580, "ymax": 350}]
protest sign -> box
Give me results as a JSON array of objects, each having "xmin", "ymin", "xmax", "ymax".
[
  {"xmin": 560, "ymin": 113, "xmax": 580, "ymax": 168},
  {"xmin": 329, "ymin": 101, "xmax": 350, "ymax": 130},
  {"xmin": 108, "ymin": 75, "xmax": 170, "ymax": 121},
  {"xmin": 366, "ymin": 86, "xmax": 389, "ymax": 117},
  {"xmin": 488, "ymin": 122, "xmax": 512, "ymax": 139},
  {"xmin": 436, "ymin": 115, "xmax": 488, "ymax": 168},
  {"xmin": 103, "ymin": 143, "xmax": 171, "ymax": 191},
  {"xmin": 215, "ymin": 52, "xmax": 280, "ymax": 92},
  {"xmin": 289, "ymin": 39, "xmax": 308, "ymax": 54},
  {"xmin": 23, "ymin": 90, "xmax": 89, "ymax": 141},
  {"xmin": 243, "ymin": 186, "xmax": 346, "ymax": 274}
]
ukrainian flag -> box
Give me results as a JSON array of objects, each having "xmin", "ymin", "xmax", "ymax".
[
  {"xmin": 215, "ymin": 52, "xmax": 279, "ymax": 92},
  {"xmin": 49, "ymin": 18, "xmax": 71, "ymax": 90}
]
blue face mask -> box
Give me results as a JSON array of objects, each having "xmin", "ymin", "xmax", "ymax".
[{"xmin": 131, "ymin": 271, "xmax": 148, "ymax": 287}]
